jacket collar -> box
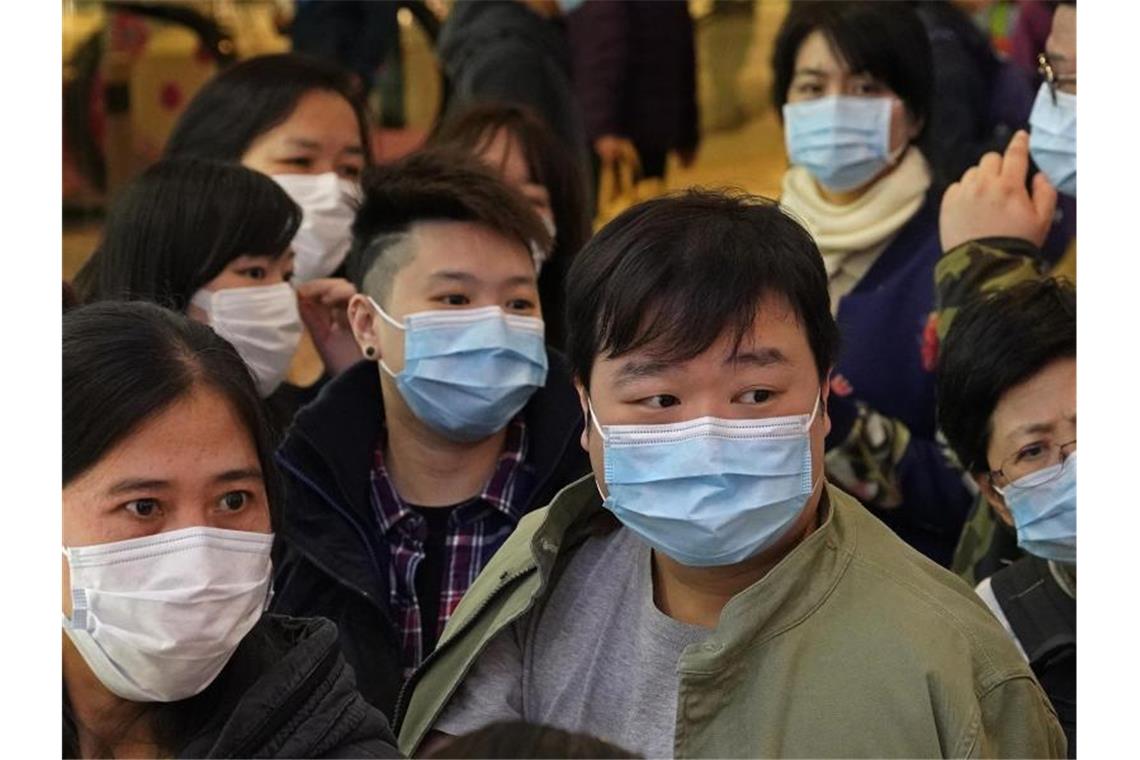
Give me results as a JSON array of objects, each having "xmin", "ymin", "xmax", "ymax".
[
  {"xmin": 276, "ymin": 350, "xmax": 585, "ymax": 583},
  {"xmin": 489, "ymin": 477, "xmax": 857, "ymax": 658}
]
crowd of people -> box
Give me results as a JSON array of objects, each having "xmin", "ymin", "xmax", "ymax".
[{"xmin": 61, "ymin": 1, "xmax": 1077, "ymax": 757}]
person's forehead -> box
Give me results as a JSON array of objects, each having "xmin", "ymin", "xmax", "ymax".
[
  {"xmin": 477, "ymin": 129, "xmax": 531, "ymax": 184},
  {"xmin": 76, "ymin": 387, "xmax": 259, "ymax": 487},
  {"xmin": 990, "ymin": 359, "xmax": 1076, "ymax": 437},
  {"xmin": 405, "ymin": 220, "xmax": 534, "ymax": 276},
  {"xmin": 794, "ymin": 29, "xmax": 848, "ymax": 74},
  {"xmin": 596, "ymin": 295, "xmax": 813, "ymax": 371},
  {"xmin": 271, "ymin": 90, "xmax": 361, "ymax": 146},
  {"xmin": 1047, "ymin": 6, "xmax": 1077, "ymax": 56}
]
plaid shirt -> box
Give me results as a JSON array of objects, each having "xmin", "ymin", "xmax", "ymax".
[{"xmin": 369, "ymin": 416, "xmax": 533, "ymax": 678}]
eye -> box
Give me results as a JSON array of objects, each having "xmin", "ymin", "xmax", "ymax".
[
  {"xmin": 641, "ymin": 394, "xmax": 681, "ymax": 409},
  {"xmin": 438, "ymin": 294, "xmax": 470, "ymax": 306},
  {"xmin": 279, "ymin": 156, "xmax": 313, "ymax": 169},
  {"xmin": 851, "ymin": 79, "xmax": 885, "ymax": 96},
  {"xmin": 735, "ymin": 389, "xmax": 774, "ymax": 405},
  {"xmin": 1014, "ymin": 442, "xmax": 1048, "ymax": 463},
  {"xmin": 283, "ymin": 269, "xmax": 294, "ymax": 283},
  {"xmin": 218, "ymin": 491, "xmax": 251, "ymax": 513},
  {"xmin": 506, "ymin": 299, "xmax": 535, "ymax": 312},
  {"xmin": 237, "ymin": 266, "xmax": 268, "ymax": 281},
  {"xmin": 794, "ymin": 82, "xmax": 824, "ymax": 97},
  {"xmin": 337, "ymin": 165, "xmax": 362, "ymax": 180},
  {"xmin": 123, "ymin": 499, "xmax": 161, "ymax": 519}
]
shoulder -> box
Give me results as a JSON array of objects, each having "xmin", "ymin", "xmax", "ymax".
[{"xmin": 831, "ymin": 493, "xmax": 1033, "ymax": 686}]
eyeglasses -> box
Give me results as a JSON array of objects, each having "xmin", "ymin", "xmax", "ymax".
[
  {"xmin": 990, "ymin": 439, "xmax": 1076, "ymax": 492},
  {"xmin": 1037, "ymin": 52, "xmax": 1077, "ymax": 105}
]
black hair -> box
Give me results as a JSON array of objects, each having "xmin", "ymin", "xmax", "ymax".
[
  {"xmin": 936, "ymin": 278, "xmax": 1076, "ymax": 474},
  {"xmin": 431, "ymin": 101, "xmax": 591, "ymax": 265},
  {"xmin": 431, "ymin": 102, "xmax": 591, "ymax": 346},
  {"xmin": 427, "ymin": 721, "xmax": 641, "ymax": 759},
  {"xmin": 566, "ymin": 189, "xmax": 839, "ymax": 389},
  {"xmin": 62, "ymin": 301, "xmax": 280, "ymax": 758},
  {"xmin": 164, "ymin": 53, "xmax": 371, "ymax": 165},
  {"xmin": 771, "ymin": 1, "xmax": 933, "ymax": 136},
  {"xmin": 346, "ymin": 147, "xmax": 552, "ymax": 305},
  {"xmin": 73, "ymin": 158, "xmax": 301, "ymax": 312}
]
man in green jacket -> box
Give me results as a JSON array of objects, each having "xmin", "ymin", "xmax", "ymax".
[{"xmin": 397, "ymin": 190, "xmax": 1065, "ymax": 758}]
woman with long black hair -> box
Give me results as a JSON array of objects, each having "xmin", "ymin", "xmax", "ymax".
[{"xmin": 62, "ymin": 301, "xmax": 399, "ymax": 758}]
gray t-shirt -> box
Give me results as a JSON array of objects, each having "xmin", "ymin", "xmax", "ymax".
[{"xmin": 434, "ymin": 526, "xmax": 709, "ymax": 758}]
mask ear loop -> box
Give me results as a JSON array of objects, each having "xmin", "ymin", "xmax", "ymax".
[
  {"xmin": 367, "ymin": 297, "xmax": 405, "ymax": 377},
  {"xmin": 585, "ymin": 398, "xmax": 609, "ymax": 501}
]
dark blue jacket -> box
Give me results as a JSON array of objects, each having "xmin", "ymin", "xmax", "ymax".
[
  {"xmin": 269, "ymin": 353, "xmax": 589, "ymax": 717},
  {"xmin": 825, "ymin": 199, "xmax": 974, "ymax": 566}
]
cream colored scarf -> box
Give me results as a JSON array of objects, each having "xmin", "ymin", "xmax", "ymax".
[{"xmin": 780, "ymin": 147, "xmax": 932, "ymax": 267}]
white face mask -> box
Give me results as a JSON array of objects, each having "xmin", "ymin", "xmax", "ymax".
[
  {"xmin": 63, "ymin": 527, "xmax": 274, "ymax": 703},
  {"xmin": 272, "ymin": 172, "xmax": 361, "ymax": 282},
  {"xmin": 191, "ymin": 283, "xmax": 302, "ymax": 397}
]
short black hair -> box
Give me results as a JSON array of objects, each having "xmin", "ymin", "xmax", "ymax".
[
  {"xmin": 345, "ymin": 147, "xmax": 552, "ymax": 305},
  {"xmin": 63, "ymin": 301, "xmax": 281, "ymax": 522},
  {"xmin": 937, "ymin": 278, "xmax": 1076, "ymax": 473},
  {"xmin": 73, "ymin": 158, "xmax": 301, "ymax": 312},
  {"xmin": 771, "ymin": 1, "xmax": 933, "ymax": 136},
  {"xmin": 164, "ymin": 53, "xmax": 371, "ymax": 165},
  {"xmin": 566, "ymin": 189, "xmax": 839, "ymax": 389}
]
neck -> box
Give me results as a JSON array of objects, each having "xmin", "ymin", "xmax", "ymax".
[
  {"xmin": 63, "ymin": 636, "xmax": 158, "ymax": 759},
  {"xmin": 651, "ymin": 491, "xmax": 826, "ymax": 629},
  {"xmin": 380, "ymin": 379, "xmax": 507, "ymax": 507}
]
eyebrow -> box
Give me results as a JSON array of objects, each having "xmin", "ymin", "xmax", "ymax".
[
  {"xmin": 214, "ymin": 468, "xmax": 263, "ymax": 484},
  {"xmin": 104, "ymin": 468, "xmax": 262, "ymax": 496},
  {"xmin": 792, "ymin": 67, "xmax": 829, "ymax": 77},
  {"xmin": 106, "ymin": 478, "xmax": 171, "ymax": 496},
  {"xmin": 728, "ymin": 348, "xmax": 789, "ymax": 368},
  {"xmin": 342, "ymin": 146, "xmax": 365, "ymax": 156},
  {"xmin": 284, "ymin": 138, "xmax": 321, "ymax": 151},
  {"xmin": 612, "ymin": 359, "xmax": 675, "ymax": 388},
  {"xmin": 428, "ymin": 272, "xmax": 536, "ymax": 287}
]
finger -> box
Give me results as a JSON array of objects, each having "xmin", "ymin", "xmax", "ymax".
[
  {"xmin": 960, "ymin": 166, "xmax": 980, "ymax": 189},
  {"xmin": 977, "ymin": 151, "xmax": 1002, "ymax": 178},
  {"xmin": 1000, "ymin": 130, "xmax": 1031, "ymax": 185},
  {"xmin": 1031, "ymin": 171, "xmax": 1059, "ymax": 228}
]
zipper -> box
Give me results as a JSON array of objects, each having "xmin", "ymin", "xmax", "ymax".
[
  {"xmin": 228, "ymin": 638, "xmax": 340, "ymax": 758},
  {"xmin": 393, "ymin": 565, "xmax": 538, "ymax": 732}
]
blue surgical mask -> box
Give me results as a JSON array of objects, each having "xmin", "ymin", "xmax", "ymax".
[
  {"xmin": 591, "ymin": 396, "xmax": 822, "ymax": 567},
  {"xmin": 997, "ymin": 452, "xmax": 1076, "ymax": 564},
  {"xmin": 783, "ymin": 96, "xmax": 901, "ymax": 193},
  {"xmin": 370, "ymin": 299, "xmax": 549, "ymax": 442},
  {"xmin": 1028, "ymin": 83, "xmax": 1077, "ymax": 196}
]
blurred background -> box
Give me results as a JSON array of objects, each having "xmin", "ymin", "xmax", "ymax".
[{"xmin": 61, "ymin": 0, "xmax": 1030, "ymax": 278}]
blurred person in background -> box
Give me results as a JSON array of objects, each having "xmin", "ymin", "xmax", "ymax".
[
  {"xmin": 913, "ymin": 0, "xmax": 1035, "ymax": 193},
  {"xmin": 289, "ymin": 1, "xmax": 399, "ymax": 102},
  {"xmin": 437, "ymin": 1, "xmax": 592, "ymax": 182},
  {"xmin": 165, "ymin": 53, "xmax": 374, "ymax": 413},
  {"xmin": 166, "ymin": 53, "xmax": 371, "ymax": 284},
  {"xmin": 566, "ymin": 0, "xmax": 699, "ymax": 182},
  {"xmin": 773, "ymin": 1, "xmax": 973, "ymax": 566},
  {"xmin": 72, "ymin": 159, "xmax": 357, "ymax": 437},
  {"xmin": 431, "ymin": 102, "xmax": 592, "ymax": 348},
  {"xmin": 269, "ymin": 150, "xmax": 588, "ymax": 716},
  {"xmin": 63, "ymin": 301, "xmax": 399, "ymax": 759},
  {"xmin": 937, "ymin": 279, "xmax": 1076, "ymax": 756}
]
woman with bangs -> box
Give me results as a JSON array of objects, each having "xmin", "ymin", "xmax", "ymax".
[{"xmin": 773, "ymin": 1, "xmax": 973, "ymax": 566}]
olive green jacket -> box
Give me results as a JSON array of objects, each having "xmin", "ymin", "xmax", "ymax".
[{"xmin": 397, "ymin": 477, "xmax": 1065, "ymax": 758}]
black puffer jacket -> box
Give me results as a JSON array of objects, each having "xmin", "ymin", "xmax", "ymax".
[{"xmin": 177, "ymin": 615, "xmax": 400, "ymax": 758}]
